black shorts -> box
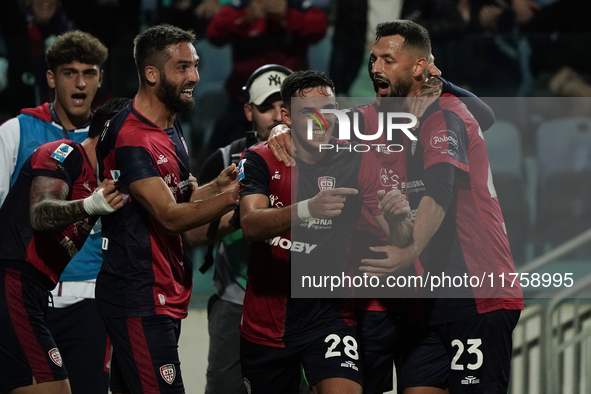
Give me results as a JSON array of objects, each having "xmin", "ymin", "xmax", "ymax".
[
  {"xmin": 356, "ymin": 310, "xmax": 402, "ymax": 394},
  {"xmin": 47, "ymin": 298, "xmax": 110, "ymax": 394},
  {"xmin": 0, "ymin": 268, "xmax": 68, "ymax": 391},
  {"xmin": 397, "ymin": 309, "xmax": 521, "ymax": 393},
  {"xmin": 102, "ymin": 315, "xmax": 184, "ymax": 394},
  {"xmin": 241, "ymin": 326, "xmax": 363, "ymax": 394}
]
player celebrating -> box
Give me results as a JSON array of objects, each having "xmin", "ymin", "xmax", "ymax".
[
  {"xmin": 239, "ymin": 70, "xmax": 412, "ymax": 394},
  {"xmin": 358, "ymin": 20, "xmax": 523, "ymax": 394},
  {"xmin": 0, "ymin": 98, "xmax": 126, "ymax": 394},
  {"xmin": 95, "ymin": 24, "xmax": 239, "ymax": 393}
]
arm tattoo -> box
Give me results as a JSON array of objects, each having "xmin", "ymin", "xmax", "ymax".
[{"xmin": 29, "ymin": 176, "xmax": 86, "ymax": 231}]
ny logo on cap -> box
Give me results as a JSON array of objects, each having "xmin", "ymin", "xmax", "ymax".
[{"xmin": 268, "ymin": 74, "xmax": 282, "ymax": 86}]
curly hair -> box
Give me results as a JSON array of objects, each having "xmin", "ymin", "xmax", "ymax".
[
  {"xmin": 46, "ymin": 30, "xmax": 108, "ymax": 71},
  {"xmin": 133, "ymin": 24, "xmax": 196, "ymax": 85}
]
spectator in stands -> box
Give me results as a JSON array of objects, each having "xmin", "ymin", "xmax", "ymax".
[
  {"xmin": 2, "ymin": 0, "xmax": 75, "ymax": 114},
  {"xmin": 204, "ymin": 0, "xmax": 327, "ymax": 154}
]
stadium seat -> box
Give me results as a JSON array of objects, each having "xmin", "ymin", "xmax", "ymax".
[
  {"xmin": 484, "ymin": 120, "xmax": 528, "ymax": 263},
  {"xmin": 536, "ymin": 117, "xmax": 591, "ymax": 257}
]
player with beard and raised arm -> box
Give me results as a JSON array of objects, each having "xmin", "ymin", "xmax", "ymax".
[
  {"xmin": 0, "ymin": 98, "xmax": 126, "ymax": 394},
  {"xmin": 238, "ymin": 70, "xmax": 412, "ymax": 394},
  {"xmin": 358, "ymin": 20, "xmax": 523, "ymax": 394},
  {"xmin": 95, "ymin": 24, "xmax": 239, "ymax": 394}
]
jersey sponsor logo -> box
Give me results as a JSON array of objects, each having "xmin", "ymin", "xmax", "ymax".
[
  {"xmin": 82, "ymin": 181, "xmax": 93, "ymax": 192},
  {"xmin": 461, "ymin": 376, "xmax": 480, "ymax": 385},
  {"xmin": 243, "ymin": 378, "xmax": 252, "ymax": 394},
  {"xmin": 50, "ymin": 143, "xmax": 73, "ymax": 163},
  {"xmin": 340, "ymin": 360, "xmax": 359, "ymax": 371},
  {"xmin": 380, "ymin": 168, "xmax": 400, "ymax": 188},
  {"xmin": 59, "ymin": 236, "xmax": 79, "ymax": 258},
  {"xmin": 269, "ymin": 194, "xmax": 284, "ymax": 207},
  {"xmin": 271, "ymin": 169, "xmax": 281, "ymax": 180},
  {"xmin": 157, "ymin": 155, "xmax": 169, "ymax": 165},
  {"xmin": 430, "ymin": 130, "xmax": 459, "ymax": 150},
  {"xmin": 318, "ymin": 176, "xmax": 335, "ymax": 191},
  {"xmin": 301, "ymin": 218, "xmax": 332, "ymax": 230},
  {"xmin": 159, "ymin": 364, "xmax": 176, "ymax": 384},
  {"xmin": 265, "ymin": 236, "xmax": 317, "ymax": 254},
  {"xmin": 238, "ymin": 159, "xmax": 246, "ymax": 182},
  {"xmin": 48, "ymin": 348, "xmax": 63, "ymax": 367},
  {"xmin": 406, "ymin": 179, "xmax": 425, "ymax": 194}
]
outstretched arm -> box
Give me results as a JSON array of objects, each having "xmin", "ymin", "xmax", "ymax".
[{"xmin": 128, "ymin": 176, "xmax": 238, "ymax": 235}]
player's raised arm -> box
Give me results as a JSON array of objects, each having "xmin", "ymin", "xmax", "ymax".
[{"xmin": 30, "ymin": 177, "xmax": 122, "ymax": 231}]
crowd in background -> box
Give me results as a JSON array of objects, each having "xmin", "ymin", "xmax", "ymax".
[{"xmin": 1, "ymin": 0, "xmax": 590, "ymax": 265}]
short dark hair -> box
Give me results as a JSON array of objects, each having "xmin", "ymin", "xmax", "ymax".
[
  {"xmin": 375, "ymin": 20, "xmax": 431, "ymax": 60},
  {"xmin": 88, "ymin": 97, "xmax": 131, "ymax": 138},
  {"xmin": 46, "ymin": 31, "xmax": 108, "ymax": 72},
  {"xmin": 133, "ymin": 24, "xmax": 196, "ymax": 84},
  {"xmin": 280, "ymin": 70, "xmax": 335, "ymax": 108}
]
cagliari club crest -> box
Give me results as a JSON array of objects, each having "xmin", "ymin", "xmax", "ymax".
[
  {"xmin": 48, "ymin": 348, "xmax": 63, "ymax": 367},
  {"xmin": 318, "ymin": 176, "xmax": 336, "ymax": 191},
  {"xmin": 160, "ymin": 364, "xmax": 176, "ymax": 384}
]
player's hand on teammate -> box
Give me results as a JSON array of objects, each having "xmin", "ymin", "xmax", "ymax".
[
  {"xmin": 215, "ymin": 164, "xmax": 240, "ymax": 200},
  {"xmin": 307, "ymin": 188, "xmax": 358, "ymax": 219},
  {"xmin": 89, "ymin": 179, "xmax": 124, "ymax": 214},
  {"xmin": 269, "ymin": 124, "xmax": 296, "ymax": 167},
  {"xmin": 359, "ymin": 243, "xmax": 418, "ymax": 277},
  {"xmin": 188, "ymin": 173, "xmax": 198, "ymax": 192},
  {"xmin": 377, "ymin": 189, "xmax": 410, "ymax": 225},
  {"xmin": 406, "ymin": 76, "xmax": 442, "ymax": 129}
]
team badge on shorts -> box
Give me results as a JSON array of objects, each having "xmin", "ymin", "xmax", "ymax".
[
  {"xmin": 318, "ymin": 176, "xmax": 335, "ymax": 191},
  {"xmin": 48, "ymin": 348, "xmax": 63, "ymax": 367},
  {"xmin": 243, "ymin": 377, "xmax": 252, "ymax": 394},
  {"xmin": 159, "ymin": 364, "xmax": 176, "ymax": 384}
]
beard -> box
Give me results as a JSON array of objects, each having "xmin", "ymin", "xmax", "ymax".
[
  {"xmin": 388, "ymin": 71, "xmax": 413, "ymax": 98},
  {"xmin": 157, "ymin": 72, "xmax": 195, "ymax": 113}
]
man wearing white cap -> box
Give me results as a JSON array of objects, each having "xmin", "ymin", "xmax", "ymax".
[{"xmin": 186, "ymin": 64, "xmax": 292, "ymax": 394}]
